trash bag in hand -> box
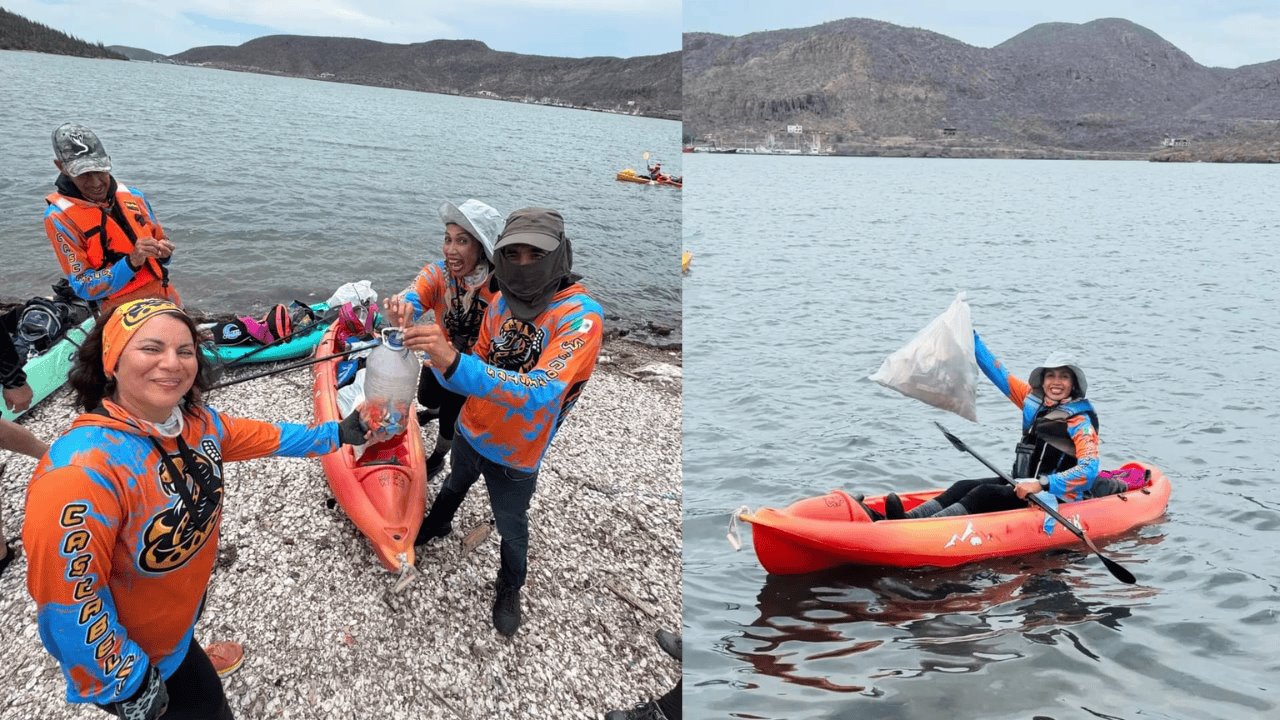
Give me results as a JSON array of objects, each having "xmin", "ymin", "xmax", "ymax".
[{"xmin": 868, "ymin": 292, "xmax": 978, "ymax": 421}]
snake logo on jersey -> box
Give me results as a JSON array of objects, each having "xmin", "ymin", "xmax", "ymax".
[
  {"xmin": 139, "ymin": 442, "xmax": 224, "ymax": 573},
  {"xmin": 444, "ymin": 294, "xmax": 489, "ymax": 352},
  {"xmin": 489, "ymin": 317, "xmax": 545, "ymax": 372}
]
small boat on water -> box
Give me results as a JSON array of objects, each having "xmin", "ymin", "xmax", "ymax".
[
  {"xmin": 312, "ymin": 323, "xmax": 428, "ymax": 573},
  {"xmin": 616, "ymin": 168, "xmax": 682, "ymax": 189},
  {"xmin": 739, "ymin": 462, "xmax": 1170, "ymax": 575}
]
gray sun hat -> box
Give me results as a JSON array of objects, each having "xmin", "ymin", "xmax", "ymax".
[
  {"xmin": 438, "ymin": 199, "xmax": 503, "ymax": 262},
  {"xmin": 52, "ymin": 123, "xmax": 112, "ymax": 177},
  {"xmin": 1029, "ymin": 353, "xmax": 1087, "ymax": 398}
]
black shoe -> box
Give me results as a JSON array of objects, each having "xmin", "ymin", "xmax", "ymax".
[
  {"xmin": 414, "ymin": 518, "xmax": 452, "ymax": 546},
  {"xmin": 493, "ymin": 577, "xmax": 521, "ymax": 637},
  {"xmin": 416, "ymin": 407, "xmax": 440, "ymax": 425},
  {"xmin": 426, "ymin": 449, "xmax": 446, "ymax": 479},
  {"xmin": 852, "ymin": 493, "xmax": 885, "ymax": 522},
  {"xmin": 884, "ymin": 493, "xmax": 906, "ymax": 520},
  {"xmin": 414, "ymin": 487, "xmax": 466, "ymax": 546},
  {"xmin": 605, "ymin": 701, "xmax": 668, "ymax": 720},
  {"xmin": 656, "ymin": 629, "xmax": 682, "ymax": 661}
]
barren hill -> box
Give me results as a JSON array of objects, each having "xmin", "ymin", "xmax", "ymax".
[
  {"xmin": 684, "ymin": 17, "xmax": 1280, "ymax": 155},
  {"xmin": 172, "ymin": 35, "xmax": 681, "ymax": 119}
]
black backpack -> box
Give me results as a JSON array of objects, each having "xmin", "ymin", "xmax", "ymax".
[{"xmin": 12, "ymin": 282, "xmax": 93, "ymax": 356}]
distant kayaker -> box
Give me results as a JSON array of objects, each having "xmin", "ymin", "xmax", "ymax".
[
  {"xmin": 22, "ymin": 298, "xmax": 372, "ymax": 719},
  {"xmin": 648, "ymin": 161, "xmax": 665, "ymax": 181},
  {"xmin": 384, "ymin": 199, "xmax": 504, "ymax": 479},
  {"xmin": 395, "ymin": 207, "xmax": 603, "ymax": 638},
  {"xmin": 877, "ymin": 330, "xmax": 1105, "ymax": 520},
  {"xmin": 44, "ymin": 123, "xmax": 181, "ymax": 317}
]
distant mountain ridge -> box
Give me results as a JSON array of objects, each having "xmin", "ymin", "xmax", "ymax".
[
  {"xmin": 684, "ymin": 17, "xmax": 1280, "ymax": 154},
  {"xmin": 0, "ymin": 7, "xmax": 125, "ymax": 59},
  {"xmin": 172, "ymin": 35, "xmax": 681, "ymax": 119},
  {"xmin": 108, "ymin": 44, "xmax": 165, "ymax": 62}
]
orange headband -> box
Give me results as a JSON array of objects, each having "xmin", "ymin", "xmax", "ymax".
[{"xmin": 102, "ymin": 298, "xmax": 186, "ymax": 380}]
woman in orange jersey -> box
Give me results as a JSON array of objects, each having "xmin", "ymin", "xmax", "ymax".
[
  {"xmin": 387, "ymin": 199, "xmax": 504, "ymax": 478},
  {"xmin": 23, "ymin": 298, "xmax": 369, "ymax": 720}
]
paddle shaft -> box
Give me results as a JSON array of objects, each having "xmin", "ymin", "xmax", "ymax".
[
  {"xmin": 222, "ymin": 307, "xmax": 339, "ymax": 369},
  {"xmin": 934, "ymin": 422, "xmax": 1136, "ymax": 584},
  {"xmin": 210, "ymin": 345, "xmax": 370, "ymax": 390}
]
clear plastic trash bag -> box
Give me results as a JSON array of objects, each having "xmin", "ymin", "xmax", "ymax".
[
  {"xmin": 325, "ymin": 280, "xmax": 378, "ymax": 309},
  {"xmin": 868, "ymin": 292, "xmax": 978, "ymax": 421}
]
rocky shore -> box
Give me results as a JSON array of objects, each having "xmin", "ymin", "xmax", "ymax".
[{"xmin": 0, "ymin": 338, "xmax": 682, "ymax": 720}]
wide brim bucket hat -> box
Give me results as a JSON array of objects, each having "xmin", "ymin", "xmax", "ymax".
[
  {"xmin": 438, "ymin": 199, "xmax": 503, "ymax": 262},
  {"xmin": 1029, "ymin": 352, "xmax": 1087, "ymax": 398}
]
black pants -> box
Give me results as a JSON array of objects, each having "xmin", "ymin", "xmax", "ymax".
[
  {"xmin": 418, "ymin": 366, "xmax": 465, "ymax": 441},
  {"xmin": 100, "ymin": 640, "xmax": 233, "ymax": 720},
  {"xmin": 658, "ymin": 680, "xmax": 682, "ymax": 719},
  {"xmin": 937, "ymin": 477, "xmax": 1026, "ymax": 514}
]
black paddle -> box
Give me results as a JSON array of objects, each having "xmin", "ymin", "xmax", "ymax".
[
  {"xmin": 221, "ymin": 305, "xmax": 341, "ymax": 369},
  {"xmin": 209, "ymin": 343, "xmax": 375, "ymax": 390},
  {"xmin": 933, "ymin": 421, "xmax": 1136, "ymax": 584}
]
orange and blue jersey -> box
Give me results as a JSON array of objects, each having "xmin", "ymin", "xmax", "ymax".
[
  {"xmin": 45, "ymin": 178, "xmax": 176, "ymax": 310},
  {"xmin": 402, "ymin": 260, "xmax": 498, "ymax": 353},
  {"xmin": 974, "ymin": 331, "xmax": 1099, "ymax": 500},
  {"xmin": 437, "ymin": 282, "xmax": 602, "ymax": 472},
  {"xmin": 23, "ymin": 403, "xmax": 340, "ymax": 705}
]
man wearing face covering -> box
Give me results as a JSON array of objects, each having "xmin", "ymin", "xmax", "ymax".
[{"xmin": 397, "ymin": 207, "xmax": 603, "ymax": 637}]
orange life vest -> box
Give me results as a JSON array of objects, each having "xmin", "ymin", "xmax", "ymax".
[{"xmin": 46, "ymin": 186, "xmax": 167, "ymax": 299}]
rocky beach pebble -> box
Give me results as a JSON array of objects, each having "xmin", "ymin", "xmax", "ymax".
[{"xmin": 0, "ymin": 339, "xmax": 681, "ymax": 719}]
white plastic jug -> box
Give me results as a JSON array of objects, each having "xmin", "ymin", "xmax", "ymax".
[{"xmin": 362, "ymin": 329, "xmax": 420, "ymax": 439}]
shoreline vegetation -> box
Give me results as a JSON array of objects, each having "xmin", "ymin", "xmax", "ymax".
[{"xmin": 0, "ymin": 337, "xmax": 682, "ymax": 718}]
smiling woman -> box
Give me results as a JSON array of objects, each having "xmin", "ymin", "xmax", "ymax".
[{"xmin": 21, "ymin": 298, "xmax": 372, "ymax": 720}]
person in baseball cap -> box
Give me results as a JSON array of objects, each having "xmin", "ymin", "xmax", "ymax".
[
  {"xmin": 45, "ymin": 122, "xmax": 180, "ymax": 316},
  {"xmin": 396, "ymin": 207, "xmax": 604, "ymax": 638}
]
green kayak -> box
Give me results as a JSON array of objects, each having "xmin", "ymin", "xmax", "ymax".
[
  {"xmin": 201, "ymin": 302, "xmax": 333, "ymax": 366},
  {"xmin": 2, "ymin": 316, "xmax": 94, "ymax": 422}
]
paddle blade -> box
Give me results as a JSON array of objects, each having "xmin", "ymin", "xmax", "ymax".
[
  {"xmin": 1103, "ymin": 556, "xmax": 1137, "ymax": 584},
  {"xmin": 643, "ymin": 151, "xmax": 650, "ymax": 161},
  {"xmin": 934, "ymin": 421, "xmax": 967, "ymax": 452}
]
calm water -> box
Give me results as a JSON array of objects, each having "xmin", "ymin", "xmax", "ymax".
[
  {"xmin": 683, "ymin": 155, "xmax": 1280, "ymax": 719},
  {"xmin": 0, "ymin": 51, "xmax": 681, "ymax": 342}
]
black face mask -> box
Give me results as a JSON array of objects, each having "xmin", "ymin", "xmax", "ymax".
[{"xmin": 493, "ymin": 237, "xmax": 573, "ymax": 321}]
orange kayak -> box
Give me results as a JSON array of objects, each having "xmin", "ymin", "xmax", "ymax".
[
  {"xmin": 312, "ymin": 324, "xmax": 428, "ymax": 572},
  {"xmin": 681, "ymin": 250, "xmax": 693, "ymax": 273},
  {"xmin": 616, "ymin": 169, "xmax": 683, "ymax": 188},
  {"xmin": 740, "ymin": 462, "xmax": 1169, "ymax": 575}
]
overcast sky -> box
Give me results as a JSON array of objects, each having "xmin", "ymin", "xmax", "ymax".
[
  {"xmin": 5, "ymin": 0, "xmax": 681, "ymax": 58},
  {"xmin": 685, "ymin": 0, "xmax": 1280, "ymax": 69}
]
